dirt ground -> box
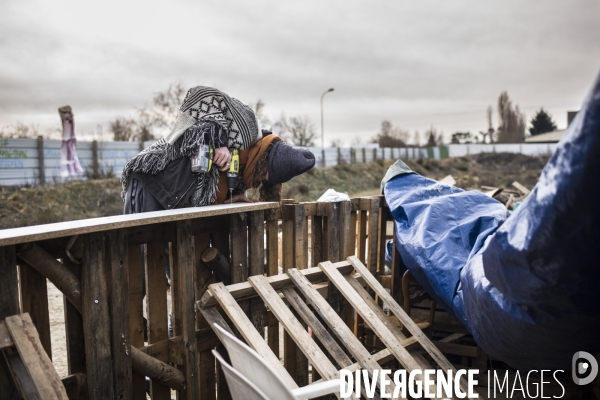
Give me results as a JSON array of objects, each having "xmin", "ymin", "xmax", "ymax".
[{"xmin": 47, "ymin": 280, "xmax": 68, "ymax": 377}]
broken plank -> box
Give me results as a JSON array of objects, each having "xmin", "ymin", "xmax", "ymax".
[
  {"xmin": 512, "ymin": 181, "xmax": 530, "ymax": 195},
  {"xmin": 5, "ymin": 313, "xmax": 69, "ymax": 399}
]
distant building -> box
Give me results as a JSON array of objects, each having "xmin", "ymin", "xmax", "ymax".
[{"xmin": 524, "ymin": 111, "xmax": 578, "ymax": 143}]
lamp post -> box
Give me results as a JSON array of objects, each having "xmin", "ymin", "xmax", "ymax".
[{"xmin": 320, "ymin": 88, "xmax": 334, "ymax": 149}]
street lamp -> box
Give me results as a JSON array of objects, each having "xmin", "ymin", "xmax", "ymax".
[{"xmin": 320, "ymin": 88, "xmax": 335, "ymax": 148}]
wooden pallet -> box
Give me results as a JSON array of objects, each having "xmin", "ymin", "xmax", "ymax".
[
  {"xmin": 198, "ymin": 256, "xmax": 475, "ymax": 400},
  {"xmin": 1, "ymin": 313, "xmax": 70, "ymax": 399}
]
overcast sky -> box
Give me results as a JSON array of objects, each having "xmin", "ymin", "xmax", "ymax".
[{"xmin": 1, "ymin": 0, "xmax": 599, "ymax": 145}]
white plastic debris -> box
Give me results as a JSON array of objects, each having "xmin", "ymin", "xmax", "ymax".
[{"xmin": 317, "ymin": 188, "xmax": 350, "ymax": 202}]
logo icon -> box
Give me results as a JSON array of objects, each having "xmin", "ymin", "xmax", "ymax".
[{"xmin": 572, "ymin": 351, "xmax": 598, "ymax": 385}]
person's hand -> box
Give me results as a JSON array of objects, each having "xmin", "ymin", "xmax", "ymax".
[
  {"xmin": 229, "ymin": 194, "xmax": 256, "ymax": 203},
  {"xmin": 213, "ymin": 147, "xmax": 231, "ymax": 171}
]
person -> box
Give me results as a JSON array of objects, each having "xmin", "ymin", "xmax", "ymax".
[{"xmin": 121, "ymin": 86, "xmax": 315, "ymax": 213}]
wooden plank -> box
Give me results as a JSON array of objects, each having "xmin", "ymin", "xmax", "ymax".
[
  {"xmin": 176, "ymin": 220, "xmax": 200, "ymax": 400},
  {"xmin": 107, "ymin": 230, "xmax": 132, "ymax": 400},
  {"xmin": 292, "ymin": 205, "xmax": 307, "ymax": 270},
  {"xmin": 366, "ymin": 198, "xmax": 380, "ymax": 273},
  {"xmin": 357, "ymin": 210, "xmax": 367, "ymax": 263},
  {"xmin": 62, "ymin": 258, "xmax": 86, "ymax": 375},
  {"xmin": 0, "ymin": 202, "xmax": 279, "ymax": 247},
  {"xmin": 249, "ymin": 211, "xmax": 266, "ymax": 335},
  {"xmin": 266, "ymin": 213, "xmax": 279, "ymax": 277},
  {"xmin": 198, "ymin": 261, "xmax": 354, "ymax": 308},
  {"xmin": 349, "ymin": 209, "xmax": 357, "ymax": 257},
  {"xmin": 512, "ymin": 181, "xmax": 530, "ymax": 195},
  {"xmin": 311, "ymin": 215, "xmax": 323, "ymax": 267},
  {"xmin": 195, "ymin": 232, "xmax": 216, "ymax": 400},
  {"xmin": 5, "ymin": 313, "xmax": 68, "ymax": 399},
  {"xmin": 18, "ymin": 262, "xmax": 52, "ymax": 359},
  {"xmin": 267, "ymin": 312, "xmax": 279, "ymax": 358},
  {"xmin": 433, "ymin": 341, "xmax": 478, "ymax": 358},
  {"xmin": 286, "ymin": 268, "xmax": 399, "ymax": 396},
  {"xmin": 82, "ymin": 233, "xmax": 114, "ymax": 400},
  {"xmin": 208, "ymin": 282, "xmax": 298, "ymax": 389},
  {"xmin": 319, "ymin": 261, "xmax": 422, "ymax": 368},
  {"xmin": 282, "ymin": 288, "xmax": 352, "ymax": 369},
  {"xmin": 339, "ymin": 201, "xmax": 351, "ymax": 259},
  {"xmin": 325, "ymin": 202, "xmax": 341, "ymax": 262},
  {"xmin": 347, "ymin": 255, "xmax": 470, "ymax": 396},
  {"xmin": 127, "ymin": 244, "xmax": 146, "ymax": 400},
  {"xmin": 378, "ymin": 204, "xmax": 388, "ymax": 275},
  {"xmin": 0, "ymin": 246, "xmax": 19, "ymax": 319},
  {"xmin": 282, "ymin": 205, "xmax": 294, "ymax": 271},
  {"xmin": 248, "ymin": 275, "xmax": 339, "ymax": 380},
  {"xmin": 4, "ymin": 345, "xmax": 41, "ymax": 399},
  {"xmin": 145, "ymin": 242, "xmax": 170, "ymax": 400},
  {"xmin": 229, "ymin": 213, "xmax": 248, "ymax": 285}
]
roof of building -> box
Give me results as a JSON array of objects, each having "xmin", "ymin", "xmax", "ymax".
[{"xmin": 524, "ymin": 129, "xmax": 566, "ymax": 143}]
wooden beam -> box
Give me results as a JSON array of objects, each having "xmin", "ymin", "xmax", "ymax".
[
  {"xmin": 176, "ymin": 220, "xmax": 200, "ymax": 400},
  {"xmin": 19, "ymin": 262, "xmax": 52, "ymax": 359},
  {"xmin": 82, "ymin": 233, "xmax": 114, "ymax": 400},
  {"xmin": 0, "ymin": 202, "xmax": 279, "ymax": 247},
  {"xmin": 5, "ymin": 313, "xmax": 69, "ymax": 399}
]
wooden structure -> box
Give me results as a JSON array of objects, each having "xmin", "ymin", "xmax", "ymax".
[
  {"xmin": 0, "ymin": 195, "xmax": 485, "ymax": 399},
  {"xmin": 198, "ymin": 257, "xmax": 474, "ymax": 398}
]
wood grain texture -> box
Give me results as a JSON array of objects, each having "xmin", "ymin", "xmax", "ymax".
[
  {"xmin": 0, "ymin": 246, "xmax": 19, "ymax": 319},
  {"xmin": 145, "ymin": 242, "xmax": 170, "ymax": 400},
  {"xmin": 5, "ymin": 313, "xmax": 69, "ymax": 399},
  {"xmin": 82, "ymin": 233, "xmax": 114, "ymax": 400},
  {"xmin": 176, "ymin": 220, "xmax": 199, "ymax": 400},
  {"xmin": 127, "ymin": 244, "xmax": 146, "ymax": 400},
  {"xmin": 0, "ymin": 202, "xmax": 279, "ymax": 247},
  {"xmin": 61, "ymin": 258, "xmax": 86, "ymax": 375}
]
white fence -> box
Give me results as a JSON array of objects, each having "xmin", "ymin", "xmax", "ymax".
[{"xmin": 0, "ymin": 137, "xmax": 558, "ymax": 186}]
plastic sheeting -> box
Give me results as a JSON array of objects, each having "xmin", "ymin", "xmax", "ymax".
[{"xmin": 384, "ymin": 71, "xmax": 600, "ymax": 370}]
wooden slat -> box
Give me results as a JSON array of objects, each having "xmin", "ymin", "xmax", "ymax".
[
  {"xmin": 357, "ymin": 210, "xmax": 367, "ymax": 263},
  {"xmin": 176, "ymin": 220, "xmax": 200, "ymax": 400},
  {"xmin": 208, "ymin": 282, "xmax": 298, "ymax": 389},
  {"xmin": 0, "ymin": 246, "xmax": 19, "ymax": 318},
  {"xmin": 19, "ymin": 262, "xmax": 52, "ymax": 359},
  {"xmin": 282, "ymin": 205, "xmax": 295, "ymax": 271},
  {"xmin": 0, "ymin": 321, "xmax": 13, "ymax": 350},
  {"xmin": 82, "ymin": 233, "xmax": 114, "ymax": 400},
  {"xmin": 145, "ymin": 243, "xmax": 170, "ymax": 400},
  {"xmin": 266, "ymin": 213, "xmax": 279, "ymax": 277},
  {"xmin": 339, "ymin": 201, "xmax": 352, "ymax": 259},
  {"xmin": 326, "ymin": 202, "xmax": 341, "ymax": 262},
  {"xmin": 127, "ymin": 244, "xmax": 146, "ymax": 400},
  {"xmin": 292, "ymin": 205, "xmax": 307, "ymax": 270},
  {"xmin": 347, "ymin": 256, "xmax": 471, "ymax": 397},
  {"xmin": 366, "ymin": 198, "xmax": 380, "ymax": 273},
  {"xmin": 4, "ymin": 343, "xmax": 42, "ymax": 399},
  {"xmin": 249, "ymin": 211, "xmax": 266, "ymax": 335},
  {"xmin": 267, "ymin": 312, "xmax": 279, "ymax": 358},
  {"xmin": 311, "ymin": 215, "xmax": 323, "ymax": 267},
  {"xmin": 349, "ymin": 210, "xmax": 357, "ymax": 257},
  {"xmin": 107, "ymin": 230, "xmax": 132, "ymax": 400},
  {"xmin": 282, "ymin": 288, "xmax": 352, "ymax": 369},
  {"xmin": 62, "ymin": 258, "xmax": 86, "ymax": 375},
  {"xmin": 248, "ymin": 275, "xmax": 339, "ymax": 380},
  {"xmin": 198, "ymin": 261, "xmax": 353, "ymax": 308},
  {"xmin": 194, "ymin": 233, "xmax": 216, "ymax": 400},
  {"xmin": 286, "ymin": 268, "xmax": 399, "ymax": 396},
  {"xmin": 0, "ymin": 202, "xmax": 279, "ymax": 247},
  {"xmin": 5, "ymin": 313, "xmax": 68, "ymax": 399},
  {"xmin": 230, "ymin": 213, "xmax": 248, "ymax": 285}
]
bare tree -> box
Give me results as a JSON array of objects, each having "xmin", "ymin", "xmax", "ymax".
[
  {"xmin": 110, "ymin": 117, "xmax": 136, "ymax": 141},
  {"xmin": 424, "ymin": 127, "xmax": 444, "ymax": 146},
  {"xmin": 330, "ymin": 138, "xmax": 343, "ymax": 147},
  {"xmin": 248, "ymin": 99, "xmax": 272, "ymax": 131},
  {"xmin": 281, "ymin": 114, "xmax": 317, "ymax": 147},
  {"xmin": 373, "ymin": 120, "xmax": 409, "ymax": 147},
  {"xmin": 152, "ymin": 82, "xmax": 187, "ymax": 132},
  {"xmin": 496, "ymin": 92, "xmax": 526, "ymax": 143},
  {"xmin": 413, "ymin": 131, "xmax": 421, "ymax": 147},
  {"xmin": 479, "ymin": 105, "xmax": 496, "ymax": 144},
  {"xmin": 0, "ymin": 121, "xmax": 40, "ymax": 138}
]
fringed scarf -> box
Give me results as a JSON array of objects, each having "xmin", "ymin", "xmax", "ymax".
[{"xmin": 120, "ymin": 86, "xmax": 258, "ymax": 207}]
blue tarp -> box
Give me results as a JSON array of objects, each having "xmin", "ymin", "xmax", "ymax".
[{"xmin": 384, "ymin": 71, "xmax": 600, "ymax": 370}]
